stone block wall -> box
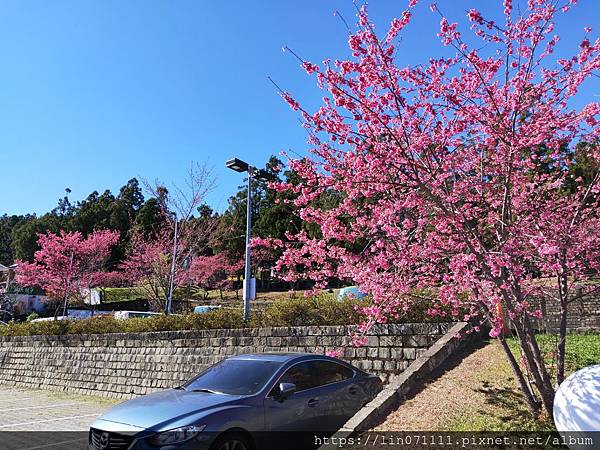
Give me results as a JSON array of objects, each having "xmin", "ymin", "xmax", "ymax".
[
  {"xmin": 531, "ymin": 293, "xmax": 600, "ymax": 332},
  {"xmin": 0, "ymin": 323, "xmax": 453, "ymax": 399}
]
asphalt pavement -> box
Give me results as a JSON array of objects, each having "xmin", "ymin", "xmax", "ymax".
[{"xmin": 0, "ymin": 385, "xmax": 119, "ymax": 450}]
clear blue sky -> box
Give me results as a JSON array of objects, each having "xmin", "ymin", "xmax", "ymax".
[{"xmin": 1, "ymin": 0, "xmax": 598, "ymax": 216}]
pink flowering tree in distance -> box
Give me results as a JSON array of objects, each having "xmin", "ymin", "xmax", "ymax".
[
  {"xmin": 268, "ymin": 0, "xmax": 600, "ymax": 417},
  {"xmin": 120, "ymin": 226, "xmax": 194, "ymax": 312},
  {"xmin": 120, "ymin": 221, "xmax": 222, "ymax": 311},
  {"xmin": 16, "ymin": 230, "xmax": 120, "ymax": 318},
  {"xmin": 189, "ymin": 253, "xmax": 244, "ymax": 300},
  {"xmin": 121, "ymin": 164, "xmax": 219, "ymax": 312}
]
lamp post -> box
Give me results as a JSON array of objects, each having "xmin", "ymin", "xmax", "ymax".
[
  {"xmin": 165, "ymin": 211, "xmax": 178, "ymax": 315},
  {"xmin": 226, "ymin": 157, "xmax": 275, "ymax": 322}
]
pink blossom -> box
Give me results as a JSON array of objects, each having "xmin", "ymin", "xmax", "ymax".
[
  {"xmin": 17, "ymin": 230, "xmax": 120, "ymax": 307},
  {"xmin": 281, "ymin": 92, "xmax": 299, "ymax": 111},
  {"xmin": 271, "ymin": 2, "xmax": 600, "ymax": 414},
  {"xmin": 302, "ymin": 61, "xmax": 319, "ymax": 75},
  {"xmin": 467, "ymin": 9, "xmax": 484, "ymax": 24}
]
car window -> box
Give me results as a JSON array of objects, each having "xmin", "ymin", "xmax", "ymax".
[
  {"xmin": 269, "ymin": 361, "xmax": 319, "ymax": 396},
  {"xmin": 314, "ymin": 361, "xmax": 354, "ymax": 386},
  {"xmin": 184, "ymin": 359, "xmax": 283, "ymax": 395}
]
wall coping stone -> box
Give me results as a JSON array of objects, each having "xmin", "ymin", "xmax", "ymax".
[
  {"xmin": 318, "ymin": 321, "xmax": 472, "ymax": 449},
  {"xmin": 0, "ymin": 322, "xmax": 451, "ymax": 343}
]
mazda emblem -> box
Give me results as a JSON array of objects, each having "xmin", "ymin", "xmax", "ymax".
[{"xmin": 99, "ymin": 432, "xmax": 110, "ymax": 450}]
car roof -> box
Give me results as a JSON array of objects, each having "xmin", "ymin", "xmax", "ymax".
[{"xmin": 228, "ymin": 352, "xmax": 324, "ymax": 363}]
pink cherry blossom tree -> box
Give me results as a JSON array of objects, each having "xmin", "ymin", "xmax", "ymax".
[
  {"xmin": 189, "ymin": 253, "xmax": 244, "ymax": 300},
  {"xmin": 271, "ymin": 0, "xmax": 599, "ymax": 417},
  {"xmin": 119, "ymin": 218, "xmax": 221, "ymax": 311},
  {"xmin": 16, "ymin": 230, "xmax": 120, "ymax": 318},
  {"xmin": 121, "ymin": 164, "xmax": 220, "ymax": 312},
  {"xmin": 119, "ymin": 226, "xmax": 190, "ymax": 312}
]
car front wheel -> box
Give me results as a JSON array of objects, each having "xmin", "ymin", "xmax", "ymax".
[{"xmin": 210, "ymin": 432, "xmax": 252, "ymax": 450}]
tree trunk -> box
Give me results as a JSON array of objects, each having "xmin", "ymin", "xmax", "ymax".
[
  {"xmin": 498, "ymin": 336, "xmax": 541, "ymax": 415},
  {"xmin": 513, "ymin": 318, "xmax": 555, "ymax": 416},
  {"xmin": 556, "ymin": 272, "xmax": 569, "ymax": 385},
  {"xmin": 556, "ymin": 300, "xmax": 567, "ymax": 386},
  {"xmin": 524, "ymin": 319, "xmax": 555, "ymax": 414},
  {"xmin": 513, "ymin": 318, "xmax": 554, "ymax": 417},
  {"xmin": 506, "ymin": 284, "xmax": 556, "ymax": 417},
  {"xmin": 53, "ymin": 300, "xmax": 61, "ymax": 320}
]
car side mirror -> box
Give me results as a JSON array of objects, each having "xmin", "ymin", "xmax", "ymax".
[{"xmin": 277, "ymin": 382, "xmax": 296, "ymax": 401}]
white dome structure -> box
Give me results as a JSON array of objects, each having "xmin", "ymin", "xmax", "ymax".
[{"xmin": 553, "ymin": 364, "xmax": 600, "ymax": 450}]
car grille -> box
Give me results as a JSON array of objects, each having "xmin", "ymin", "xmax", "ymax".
[{"xmin": 89, "ymin": 428, "xmax": 134, "ymax": 450}]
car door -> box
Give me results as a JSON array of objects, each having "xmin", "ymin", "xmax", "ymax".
[
  {"xmin": 263, "ymin": 361, "xmax": 321, "ymax": 433},
  {"xmin": 311, "ymin": 360, "xmax": 363, "ymax": 432}
]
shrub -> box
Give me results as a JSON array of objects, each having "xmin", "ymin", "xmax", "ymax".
[
  {"xmin": 0, "ymin": 294, "xmax": 453, "ymax": 337},
  {"xmin": 251, "ymin": 296, "xmax": 363, "ymax": 327},
  {"xmin": 6, "ymin": 319, "xmax": 71, "ymax": 336}
]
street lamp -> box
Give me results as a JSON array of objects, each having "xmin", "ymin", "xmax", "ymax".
[
  {"xmin": 165, "ymin": 211, "xmax": 178, "ymax": 315},
  {"xmin": 225, "ymin": 158, "xmax": 249, "ymax": 173},
  {"xmin": 225, "ymin": 157, "xmax": 276, "ymax": 322}
]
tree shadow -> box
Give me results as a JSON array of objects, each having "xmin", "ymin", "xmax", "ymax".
[
  {"xmin": 473, "ymin": 371, "xmax": 557, "ymax": 431},
  {"xmin": 405, "ymin": 336, "xmax": 491, "ymax": 400},
  {"xmin": 367, "ymin": 335, "xmax": 491, "ymax": 429},
  {"xmin": 474, "ymin": 382, "xmax": 533, "ymax": 424}
]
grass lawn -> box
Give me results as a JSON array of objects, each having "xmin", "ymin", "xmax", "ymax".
[
  {"xmin": 508, "ymin": 332, "xmax": 600, "ymax": 380},
  {"xmin": 100, "ymin": 286, "xmax": 148, "ymax": 303},
  {"xmin": 374, "ymin": 332, "xmax": 600, "ymax": 432},
  {"xmin": 98, "ymin": 286, "xmax": 295, "ymax": 306}
]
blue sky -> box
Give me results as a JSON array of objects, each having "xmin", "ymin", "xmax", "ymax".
[{"xmin": 1, "ymin": 0, "xmax": 598, "ymax": 216}]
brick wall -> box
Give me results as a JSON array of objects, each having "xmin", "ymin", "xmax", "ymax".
[
  {"xmin": 531, "ymin": 293, "xmax": 600, "ymax": 332},
  {"xmin": 0, "ymin": 323, "xmax": 454, "ymax": 399}
]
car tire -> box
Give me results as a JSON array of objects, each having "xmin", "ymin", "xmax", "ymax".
[{"xmin": 210, "ymin": 431, "xmax": 252, "ymax": 450}]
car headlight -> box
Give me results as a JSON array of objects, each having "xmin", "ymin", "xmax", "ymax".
[{"xmin": 148, "ymin": 424, "xmax": 206, "ymax": 446}]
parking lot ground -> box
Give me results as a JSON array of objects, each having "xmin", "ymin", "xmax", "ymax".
[{"xmin": 0, "ymin": 385, "xmax": 119, "ymax": 432}]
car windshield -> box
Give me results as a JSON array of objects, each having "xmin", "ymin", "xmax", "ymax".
[{"xmin": 183, "ymin": 359, "xmax": 283, "ymax": 396}]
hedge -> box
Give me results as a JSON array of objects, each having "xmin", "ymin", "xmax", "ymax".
[{"xmin": 0, "ymin": 295, "xmax": 454, "ymax": 337}]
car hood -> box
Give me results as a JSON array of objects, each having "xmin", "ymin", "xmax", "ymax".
[{"xmin": 98, "ymin": 389, "xmax": 243, "ymax": 431}]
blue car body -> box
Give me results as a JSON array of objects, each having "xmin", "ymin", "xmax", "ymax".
[
  {"xmin": 193, "ymin": 305, "xmax": 221, "ymax": 314},
  {"xmin": 336, "ymin": 286, "xmax": 368, "ymax": 301},
  {"xmin": 88, "ymin": 353, "xmax": 382, "ymax": 450}
]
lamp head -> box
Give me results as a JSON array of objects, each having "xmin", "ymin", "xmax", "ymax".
[
  {"xmin": 254, "ymin": 169, "xmax": 277, "ymax": 182},
  {"xmin": 225, "ymin": 158, "xmax": 250, "ymax": 173}
]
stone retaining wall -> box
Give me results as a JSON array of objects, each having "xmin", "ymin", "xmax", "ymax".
[
  {"xmin": 532, "ymin": 293, "xmax": 600, "ymax": 332},
  {"xmin": 0, "ymin": 323, "xmax": 454, "ymax": 399},
  {"xmin": 320, "ymin": 321, "xmax": 472, "ymax": 448}
]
